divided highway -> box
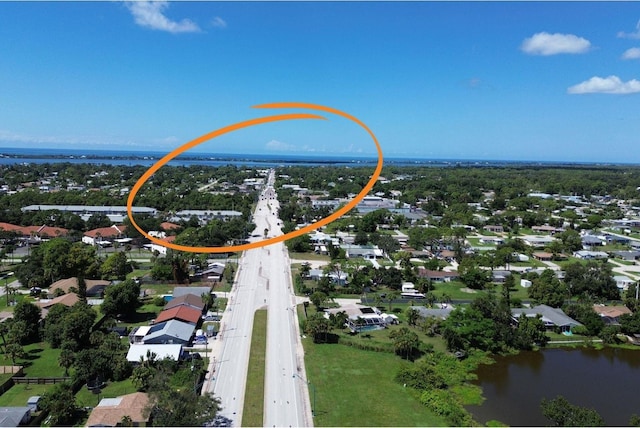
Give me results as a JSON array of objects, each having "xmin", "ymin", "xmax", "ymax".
[{"xmin": 205, "ymin": 170, "xmax": 313, "ymax": 427}]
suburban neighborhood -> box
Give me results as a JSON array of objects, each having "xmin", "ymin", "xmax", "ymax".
[{"xmin": 1, "ymin": 162, "xmax": 640, "ymax": 426}]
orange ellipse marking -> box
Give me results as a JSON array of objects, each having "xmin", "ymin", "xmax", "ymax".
[{"xmin": 126, "ymin": 102, "xmax": 384, "ymax": 253}]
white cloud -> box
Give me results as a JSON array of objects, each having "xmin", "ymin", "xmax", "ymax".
[
  {"xmin": 265, "ymin": 139, "xmax": 297, "ymax": 151},
  {"xmin": 211, "ymin": 17, "xmax": 227, "ymax": 29},
  {"xmin": 520, "ymin": 32, "xmax": 591, "ymax": 55},
  {"xmin": 567, "ymin": 75, "xmax": 640, "ymax": 94},
  {"xmin": 617, "ymin": 20, "xmax": 640, "ymax": 39},
  {"xmin": 0, "ymin": 129, "xmax": 166, "ymax": 149},
  {"xmin": 622, "ymin": 47, "xmax": 640, "ymax": 60},
  {"xmin": 125, "ymin": 1, "xmax": 200, "ymax": 34}
]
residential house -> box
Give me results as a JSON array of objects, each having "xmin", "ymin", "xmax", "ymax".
[
  {"xmin": 126, "ymin": 344, "xmax": 183, "ymax": 363},
  {"xmin": 483, "ymin": 225, "xmax": 504, "ymax": 234},
  {"xmin": 532, "ymin": 225, "xmax": 563, "ymax": 234},
  {"xmin": 47, "ymin": 277, "xmax": 110, "ymax": 298},
  {"xmin": 129, "ymin": 326, "xmax": 152, "ymax": 344},
  {"xmin": 142, "ymin": 320, "xmax": 195, "ymax": 345},
  {"xmin": 413, "ymin": 305, "xmax": 454, "ymax": 320},
  {"xmin": 612, "ymin": 250, "xmax": 640, "ymax": 261},
  {"xmin": 437, "ymin": 249, "xmax": 456, "ymax": 260},
  {"xmin": 154, "ymin": 305, "xmax": 202, "ymax": 326},
  {"xmin": 492, "ymin": 270, "xmax": 512, "ymax": 283},
  {"xmin": 593, "ymin": 304, "xmax": 632, "ymax": 326},
  {"xmin": 417, "ymin": 268, "xmax": 460, "ymax": 283},
  {"xmin": 0, "ymin": 407, "xmax": 31, "ymax": 427},
  {"xmin": 605, "ymin": 234, "xmax": 630, "ymax": 245},
  {"xmin": 613, "ymin": 275, "xmax": 636, "ymax": 291},
  {"xmin": 82, "ymin": 225, "xmax": 127, "ymax": 247},
  {"xmin": 341, "ymin": 244, "xmax": 384, "ymax": 259},
  {"xmin": 193, "ymin": 263, "xmax": 225, "ymax": 282},
  {"xmin": 479, "ymin": 236, "xmax": 504, "ymax": 245},
  {"xmin": 160, "ymin": 221, "xmax": 181, "ymax": 232},
  {"xmin": 86, "ymin": 392, "xmax": 151, "ymax": 427},
  {"xmin": 533, "ymin": 252, "xmax": 554, "ymax": 262},
  {"xmin": 164, "ymin": 294, "xmax": 205, "ymax": 313},
  {"xmin": 172, "ymin": 286, "xmax": 212, "ymax": 299},
  {"xmin": 512, "ymin": 305, "xmax": 582, "ymax": 333},
  {"xmin": 524, "ymin": 236, "xmax": 556, "ymax": 248},
  {"xmin": 324, "ymin": 304, "xmax": 387, "ymax": 333},
  {"xmin": 36, "ymin": 293, "xmax": 80, "ymax": 318},
  {"xmin": 581, "ymin": 235, "xmax": 605, "ymax": 249},
  {"xmin": 573, "ymin": 250, "xmax": 608, "ymax": 260},
  {"xmin": 308, "ymin": 269, "xmax": 348, "ymax": 286},
  {"xmin": 144, "ymin": 235, "xmax": 175, "ymax": 256},
  {"xmin": 309, "ymin": 231, "xmax": 333, "ymax": 245}
]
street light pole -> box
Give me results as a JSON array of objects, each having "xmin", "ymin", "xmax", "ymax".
[
  {"xmin": 293, "ymin": 373, "xmax": 316, "ymax": 417},
  {"xmin": 4, "ymin": 272, "xmax": 14, "ymax": 307}
]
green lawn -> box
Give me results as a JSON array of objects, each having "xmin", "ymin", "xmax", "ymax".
[
  {"xmin": 0, "ymin": 342, "xmax": 65, "ymax": 378},
  {"xmin": 610, "ymin": 259, "xmax": 637, "ymax": 267},
  {"xmin": 303, "ymin": 339, "xmax": 448, "ymax": 427},
  {"xmin": 242, "ymin": 309, "xmax": 267, "ymax": 427},
  {"xmin": 75, "ymin": 378, "xmax": 136, "ymax": 408},
  {"xmin": 0, "ymin": 383, "xmax": 53, "ymax": 407},
  {"xmin": 289, "ymin": 252, "xmax": 331, "ymax": 262},
  {"xmin": 431, "ymin": 281, "xmax": 483, "ymax": 300}
]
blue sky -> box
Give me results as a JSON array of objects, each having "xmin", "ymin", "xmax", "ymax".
[{"xmin": 1, "ymin": 1, "xmax": 639, "ymax": 163}]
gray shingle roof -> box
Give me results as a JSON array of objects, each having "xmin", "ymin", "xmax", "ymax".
[
  {"xmin": 512, "ymin": 305, "xmax": 582, "ymax": 328},
  {"xmin": 143, "ymin": 320, "xmax": 195, "ymax": 344}
]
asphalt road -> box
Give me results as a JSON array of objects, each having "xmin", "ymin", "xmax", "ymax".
[{"xmin": 206, "ymin": 170, "xmax": 312, "ymax": 427}]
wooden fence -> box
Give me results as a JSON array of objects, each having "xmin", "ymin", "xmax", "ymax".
[
  {"xmin": 0, "ymin": 365, "xmax": 22, "ymax": 374},
  {"xmin": 13, "ymin": 377, "xmax": 71, "ymax": 385}
]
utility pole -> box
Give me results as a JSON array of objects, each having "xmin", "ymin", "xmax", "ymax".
[{"xmin": 293, "ymin": 373, "xmax": 316, "ymax": 417}]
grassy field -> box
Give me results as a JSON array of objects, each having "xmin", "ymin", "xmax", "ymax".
[
  {"xmin": 0, "ymin": 383, "xmax": 53, "ymax": 407},
  {"xmin": 75, "ymin": 378, "xmax": 136, "ymax": 408},
  {"xmin": 289, "ymin": 252, "xmax": 331, "ymax": 262},
  {"xmin": 303, "ymin": 338, "xmax": 448, "ymax": 427},
  {"xmin": 242, "ymin": 309, "xmax": 267, "ymax": 428},
  {"xmin": 0, "ymin": 342, "xmax": 65, "ymax": 378}
]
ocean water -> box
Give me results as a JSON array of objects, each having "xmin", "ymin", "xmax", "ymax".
[
  {"xmin": 0, "ymin": 147, "xmax": 380, "ymax": 167},
  {"xmin": 0, "ymin": 147, "xmax": 632, "ymax": 168}
]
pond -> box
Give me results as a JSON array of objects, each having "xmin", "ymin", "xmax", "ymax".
[{"xmin": 467, "ymin": 347, "xmax": 640, "ymax": 426}]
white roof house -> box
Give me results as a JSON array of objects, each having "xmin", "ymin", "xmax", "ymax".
[
  {"xmin": 614, "ymin": 275, "xmax": 636, "ymax": 290},
  {"xmin": 126, "ymin": 344, "xmax": 183, "ymax": 363}
]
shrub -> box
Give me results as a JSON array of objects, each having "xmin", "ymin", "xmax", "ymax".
[{"xmin": 420, "ymin": 389, "xmax": 472, "ymax": 426}]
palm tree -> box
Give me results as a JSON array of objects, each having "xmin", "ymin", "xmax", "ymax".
[
  {"xmin": 387, "ymin": 290, "xmax": 400, "ymax": 312},
  {"xmin": 59, "ymin": 348, "xmax": 75, "ymax": 376},
  {"xmin": 0, "ymin": 322, "xmax": 8, "ymax": 354},
  {"xmin": 390, "ymin": 327, "xmax": 419, "ymax": 360},
  {"xmin": 406, "ymin": 307, "xmax": 420, "ymax": 326},
  {"xmin": 299, "ymin": 262, "xmax": 312, "ymax": 279},
  {"xmin": 440, "ymin": 292, "xmax": 452, "ymax": 305},
  {"xmin": 305, "ymin": 313, "xmax": 330, "ymax": 343}
]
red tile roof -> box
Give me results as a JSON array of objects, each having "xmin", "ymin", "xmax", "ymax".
[
  {"xmin": 84, "ymin": 225, "xmax": 126, "ymax": 238},
  {"xmin": 155, "ymin": 305, "xmax": 202, "ymax": 325},
  {"xmin": 0, "ymin": 222, "xmax": 23, "ymax": 233},
  {"xmin": 0, "ymin": 223, "xmax": 69, "ymax": 237},
  {"xmin": 22, "ymin": 225, "xmax": 69, "ymax": 237},
  {"xmin": 161, "ymin": 221, "xmax": 181, "ymax": 230}
]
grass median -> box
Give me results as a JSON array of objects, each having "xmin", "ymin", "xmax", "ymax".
[{"xmin": 242, "ymin": 309, "xmax": 267, "ymax": 427}]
